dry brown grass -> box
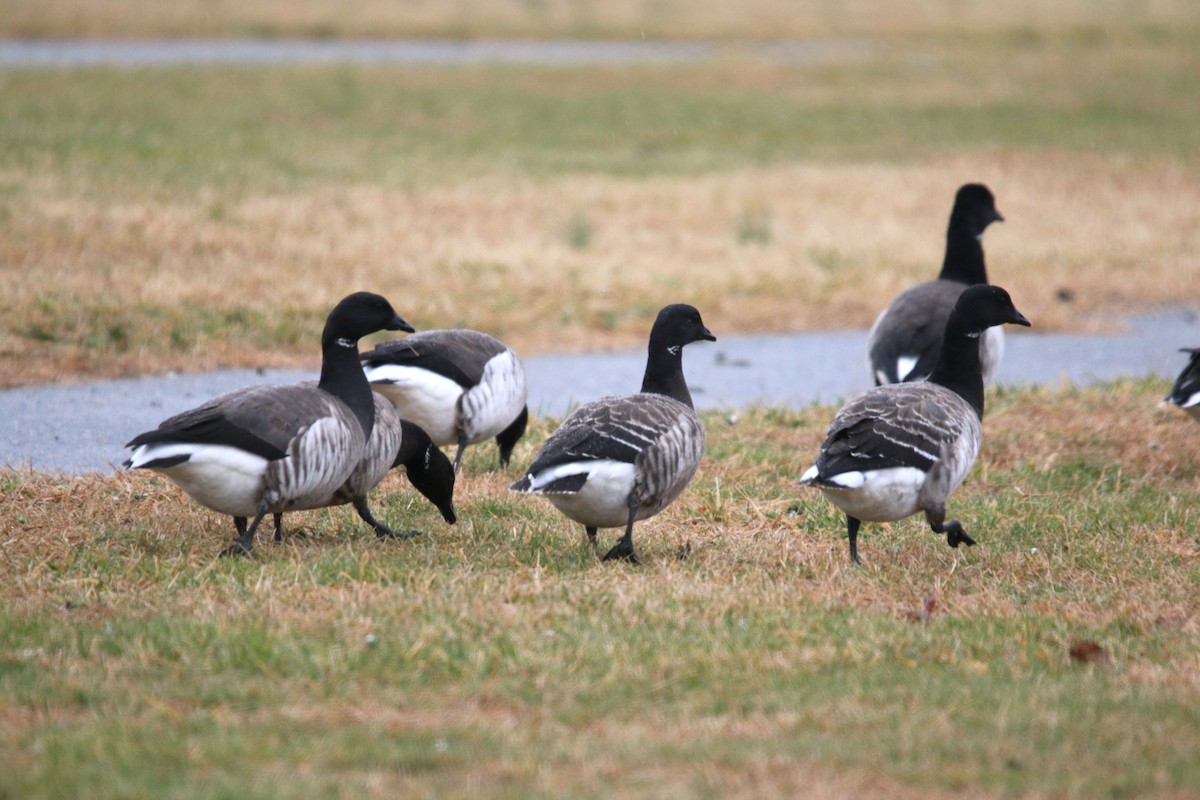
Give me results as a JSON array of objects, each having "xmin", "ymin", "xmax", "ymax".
[{"xmin": 4, "ymin": 153, "xmax": 1198, "ymax": 387}]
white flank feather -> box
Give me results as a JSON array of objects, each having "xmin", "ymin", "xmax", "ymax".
[
  {"xmin": 128, "ymin": 443, "xmax": 269, "ymax": 517},
  {"xmin": 527, "ymin": 459, "xmax": 638, "ymax": 529},
  {"xmin": 365, "ymin": 363, "xmax": 462, "ymax": 445}
]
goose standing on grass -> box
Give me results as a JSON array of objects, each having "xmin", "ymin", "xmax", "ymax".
[
  {"xmin": 264, "ymin": 390, "xmax": 457, "ymax": 541},
  {"xmin": 1166, "ymin": 348, "xmax": 1200, "ymax": 422},
  {"xmin": 867, "ymin": 183, "xmax": 1006, "ymax": 386},
  {"xmin": 361, "ymin": 329, "xmax": 528, "ymax": 472},
  {"xmin": 510, "ymin": 304, "xmax": 715, "ymax": 564},
  {"xmin": 799, "ymin": 285, "xmax": 1031, "ymax": 564},
  {"xmin": 124, "ymin": 292, "xmax": 413, "ymax": 556}
]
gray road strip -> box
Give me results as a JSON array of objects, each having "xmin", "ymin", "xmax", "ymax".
[
  {"xmin": 2, "ymin": 309, "xmax": 1196, "ymax": 475},
  {"xmin": 0, "ymin": 38, "xmax": 868, "ymax": 68}
]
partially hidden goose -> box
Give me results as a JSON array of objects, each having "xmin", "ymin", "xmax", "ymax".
[
  {"xmin": 124, "ymin": 291, "xmax": 412, "ymax": 555},
  {"xmin": 867, "ymin": 183, "xmax": 1006, "ymax": 386},
  {"xmin": 1166, "ymin": 348, "xmax": 1200, "ymax": 421},
  {"xmin": 264, "ymin": 389, "xmax": 458, "ymax": 541},
  {"xmin": 361, "ymin": 329, "xmax": 528, "ymax": 472},
  {"xmin": 509, "ymin": 304, "xmax": 715, "ymax": 563},
  {"xmin": 799, "ymin": 284, "xmax": 1031, "ymax": 563}
]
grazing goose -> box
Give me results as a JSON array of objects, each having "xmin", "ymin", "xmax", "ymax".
[
  {"xmin": 799, "ymin": 284, "xmax": 1031, "ymax": 563},
  {"xmin": 124, "ymin": 292, "xmax": 412, "ymax": 555},
  {"xmin": 867, "ymin": 183, "xmax": 1006, "ymax": 386},
  {"xmin": 509, "ymin": 304, "xmax": 715, "ymax": 563},
  {"xmin": 361, "ymin": 329, "xmax": 528, "ymax": 472},
  {"xmin": 1166, "ymin": 348, "xmax": 1200, "ymax": 421},
  {"xmin": 265, "ymin": 390, "xmax": 458, "ymax": 541}
]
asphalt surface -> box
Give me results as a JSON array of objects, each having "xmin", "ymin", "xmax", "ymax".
[{"xmin": 2, "ymin": 308, "xmax": 1196, "ymax": 475}]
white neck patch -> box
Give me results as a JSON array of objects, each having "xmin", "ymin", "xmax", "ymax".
[
  {"xmin": 336, "ymin": 337, "xmax": 356, "ymax": 349},
  {"xmin": 667, "ymin": 345, "xmax": 681, "ymax": 356}
]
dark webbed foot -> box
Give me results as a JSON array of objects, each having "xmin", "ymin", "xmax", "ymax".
[
  {"xmin": 353, "ymin": 497, "xmax": 420, "ymax": 540},
  {"xmin": 376, "ymin": 526, "xmax": 422, "ymax": 539},
  {"xmin": 220, "ymin": 540, "xmax": 254, "ymax": 558},
  {"xmin": 222, "ymin": 512, "xmax": 261, "ymax": 557},
  {"xmin": 602, "ymin": 499, "xmax": 642, "ymax": 564},
  {"xmin": 602, "ymin": 539, "xmax": 641, "ymax": 564}
]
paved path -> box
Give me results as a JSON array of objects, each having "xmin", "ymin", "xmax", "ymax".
[
  {"xmin": 2, "ymin": 309, "xmax": 1196, "ymax": 475},
  {"xmin": 0, "ymin": 38, "xmax": 867, "ymax": 68}
]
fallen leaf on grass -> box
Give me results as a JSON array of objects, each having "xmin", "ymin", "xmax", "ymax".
[{"xmin": 1069, "ymin": 640, "xmax": 1111, "ymax": 666}]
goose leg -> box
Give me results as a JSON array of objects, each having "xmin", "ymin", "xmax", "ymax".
[
  {"xmin": 452, "ymin": 435, "xmax": 469, "ymax": 474},
  {"xmin": 925, "ymin": 506, "xmax": 976, "ymax": 550},
  {"xmin": 846, "ymin": 515, "xmax": 863, "ymax": 564},
  {"xmin": 585, "ymin": 526, "xmax": 598, "ymax": 544},
  {"xmin": 495, "ymin": 406, "xmax": 529, "ymax": 468},
  {"xmin": 273, "ymin": 513, "xmax": 284, "ymax": 542},
  {"xmin": 222, "ymin": 500, "xmax": 269, "ymax": 557},
  {"xmin": 353, "ymin": 496, "xmax": 420, "ymax": 539},
  {"xmin": 602, "ymin": 494, "xmax": 641, "ymax": 564}
]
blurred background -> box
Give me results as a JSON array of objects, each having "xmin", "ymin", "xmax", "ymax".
[{"xmin": 1, "ymin": 0, "xmax": 1198, "ymax": 385}]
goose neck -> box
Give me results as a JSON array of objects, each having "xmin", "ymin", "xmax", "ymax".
[
  {"xmin": 319, "ymin": 333, "xmax": 375, "ymax": 438},
  {"xmin": 928, "ymin": 321, "xmax": 986, "ymax": 420},
  {"xmin": 640, "ymin": 344, "xmax": 693, "ymax": 408},
  {"xmin": 939, "ymin": 223, "xmax": 989, "ymax": 285}
]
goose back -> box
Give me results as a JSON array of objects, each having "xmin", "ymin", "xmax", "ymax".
[{"xmin": 363, "ymin": 329, "xmax": 528, "ymax": 448}]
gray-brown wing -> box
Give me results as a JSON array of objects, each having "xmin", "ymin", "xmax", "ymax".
[
  {"xmin": 815, "ymin": 383, "xmax": 973, "ymax": 478},
  {"xmin": 126, "ymin": 384, "xmax": 340, "ymax": 461},
  {"xmin": 527, "ymin": 394, "xmax": 690, "ymax": 474},
  {"xmin": 361, "ymin": 329, "xmax": 505, "ymax": 388}
]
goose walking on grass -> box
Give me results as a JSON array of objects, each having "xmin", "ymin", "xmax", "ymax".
[
  {"xmin": 265, "ymin": 390, "xmax": 457, "ymax": 541},
  {"xmin": 867, "ymin": 183, "xmax": 1006, "ymax": 386},
  {"xmin": 362, "ymin": 329, "xmax": 528, "ymax": 472},
  {"xmin": 124, "ymin": 292, "xmax": 412, "ymax": 556},
  {"xmin": 1166, "ymin": 348, "xmax": 1200, "ymax": 422},
  {"xmin": 510, "ymin": 304, "xmax": 715, "ymax": 564},
  {"xmin": 799, "ymin": 285, "xmax": 1031, "ymax": 564}
]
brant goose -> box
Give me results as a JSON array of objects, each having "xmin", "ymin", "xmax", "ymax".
[
  {"xmin": 1166, "ymin": 348, "xmax": 1200, "ymax": 421},
  {"xmin": 124, "ymin": 292, "xmax": 411, "ymax": 555},
  {"xmin": 362, "ymin": 329, "xmax": 528, "ymax": 472},
  {"xmin": 265, "ymin": 390, "xmax": 457, "ymax": 541},
  {"xmin": 867, "ymin": 183, "xmax": 1005, "ymax": 385},
  {"xmin": 510, "ymin": 304, "xmax": 715, "ymax": 563},
  {"xmin": 799, "ymin": 285, "xmax": 1030, "ymax": 563}
]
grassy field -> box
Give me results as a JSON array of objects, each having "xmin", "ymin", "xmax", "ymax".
[
  {"xmin": 1, "ymin": 4, "xmax": 1199, "ymax": 385},
  {"xmin": 2, "ymin": 380, "xmax": 1198, "ymax": 798},
  {"xmin": 2, "ymin": 3, "xmax": 1200, "ymax": 797}
]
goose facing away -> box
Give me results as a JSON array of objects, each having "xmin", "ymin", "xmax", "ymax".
[
  {"xmin": 510, "ymin": 303, "xmax": 715, "ymax": 563},
  {"xmin": 263, "ymin": 390, "xmax": 457, "ymax": 542},
  {"xmin": 867, "ymin": 183, "xmax": 1005, "ymax": 386},
  {"xmin": 362, "ymin": 329, "xmax": 528, "ymax": 472},
  {"xmin": 1166, "ymin": 348, "xmax": 1200, "ymax": 421},
  {"xmin": 800, "ymin": 285, "xmax": 1031, "ymax": 563},
  {"xmin": 124, "ymin": 292, "xmax": 412, "ymax": 555}
]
